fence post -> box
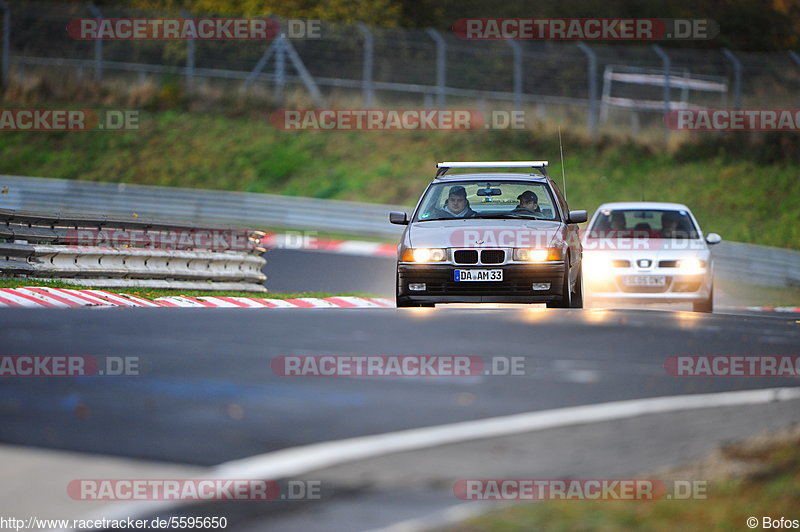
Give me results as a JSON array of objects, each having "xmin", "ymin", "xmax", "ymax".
[
  {"xmin": 87, "ymin": 2, "xmax": 103, "ymax": 83},
  {"xmin": 790, "ymin": 50, "xmax": 800, "ymax": 69},
  {"xmin": 245, "ymin": 39, "xmax": 279, "ymax": 89},
  {"xmin": 506, "ymin": 40, "xmax": 523, "ymax": 113},
  {"xmin": 282, "ymin": 38, "xmax": 324, "ymax": 107},
  {"xmin": 576, "ymin": 42, "xmax": 597, "ymax": 140},
  {"xmin": 274, "ymin": 34, "xmax": 285, "ymax": 105},
  {"xmin": 182, "ymin": 9, "xmax": 194, "ymax": 95},
  {"xmin": 652, "ymin": 45, "xmax": 671, "ymax": 144},
  {"xmin": 0, "ymin": 2, "xmax": 9, "ymax": 90},
  {"xmin": 722, "ymin": 48, "xmax": 741, "ymax": 110},
  {"xmin": 356, "ymin": 23, "xmax": 374, "ymax": 108},
  {"xmin": 426, "ymin": 28, "xmax": 446, "ymax": 109}
]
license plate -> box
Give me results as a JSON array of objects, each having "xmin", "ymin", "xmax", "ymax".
[
  {"xmin": 623, "ymin": 275, "xmax": 666, "ymax": 287},
  {"xmin": 454, "ymin": 269, "xmax": 503, "ymax": 282}
]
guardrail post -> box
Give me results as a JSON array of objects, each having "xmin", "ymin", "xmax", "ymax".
[
  {"xmin": 506, "ymin": 40, "xmax": 523, "ymax": 113},
  {"xmin": 652, "ymin": 45, "xmax": 671, "ymax": 145},
  {"xmin": 426, "ymin": 28, "xmax": 446, "ymax": 109},
  {"xmin": 356, "ymin": 23, "xmax": 374, "ymax": 108},
  {"xmin": 576, "ymin": 42, "xmax": 598, "ymax": 140},
  {"xmin": 722, "ymin": 48, "xmax": 741, "ymax": 110},
  {"xmin": 182, "ymin": 9, "xmax": 194, "ymax": 95},
  {"xmin": 0, "ymin": 2, "xmax": 9, "ymax": 90},
  {"xmin": 87, "ymin": 2, "xmax": 103, "ymax": 83}
]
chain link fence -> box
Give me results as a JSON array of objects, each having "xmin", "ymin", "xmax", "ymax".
[{"xmin": 2, "ymin": 2, "xmax": 800, "ymax": 137}]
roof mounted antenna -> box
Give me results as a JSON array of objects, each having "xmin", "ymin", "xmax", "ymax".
[{"xmin": 558, "ymin": 127, "xmax": 567, "ymax": 199}]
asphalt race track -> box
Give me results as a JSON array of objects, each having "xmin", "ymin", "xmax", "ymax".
[
  {"xmin": 2, "ymin": 248, "xmax": 799, "ymax": 531},
  {"xmin": 1, "ymin": 307, "xmax": 798, "ymax": 465},
  {"xmin": 264, "ymin": 249, "xmax": 396, "ymax": 295}
]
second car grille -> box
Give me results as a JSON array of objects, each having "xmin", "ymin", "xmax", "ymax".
[{"xmin": 480, "ymin": 250, "xmax": 505, "ymax": 264}]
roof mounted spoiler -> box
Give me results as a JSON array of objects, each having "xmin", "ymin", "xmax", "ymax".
[{"xmin": 435, "ymin": 161, "xmax": 549, "ymax": 178}]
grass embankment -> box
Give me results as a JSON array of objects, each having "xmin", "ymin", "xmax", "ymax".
[
  {"xmin": 0, "ymin": 106, "xmax": 799, "ymax": 249},
  {"xmin": 445, "ymin": 428, "xmax": 800, "ymax": 531},
  {"xmin": 0, "ymin": 279, "xmax": 371, "ymax": 300}
]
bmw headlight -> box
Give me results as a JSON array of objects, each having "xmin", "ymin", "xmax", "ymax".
[
  {"xmin": 401, "ymin": 248, "xmax": 447, "ymax": 262},
  {"xmin": 513, "ymin": 248, "xmax": 563, "ymax": 262}
]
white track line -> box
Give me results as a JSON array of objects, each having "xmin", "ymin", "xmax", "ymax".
[
  {"xmin": 65, "ymin": 386, "xmax": 800, "ymax": 531},
  {"xmin": 213, "ymin": 387, "xmax": 800, "ymax": 480}
]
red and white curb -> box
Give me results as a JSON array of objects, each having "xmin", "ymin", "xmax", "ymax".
[
  {"xmin": 262, "ymin": 234, "xmax": 396, "ymax": 257},
  {"xmin": 0, "ymin": 287, "xmax": 394, "ymax": 308},
  {"xmin": 730, "ymin": 306, "xmax": 800, "ymax": 314}
]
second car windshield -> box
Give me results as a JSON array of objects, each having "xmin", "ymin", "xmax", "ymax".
[
  {"xmin": 413, "ymin": 181, "xmax": 558, "ymax": 222},
  {"xmin": 587, "ymin": 209, "xmax": 700, "ymax": 239}
]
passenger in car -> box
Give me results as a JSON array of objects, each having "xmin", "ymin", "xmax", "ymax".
[
  {"xmin": 660, "ymin": 212, "xmax": 681, "ymax": 238},
  {"xmin": 510, "ymin": 190, "xmax": 543, "ymax": 215}
]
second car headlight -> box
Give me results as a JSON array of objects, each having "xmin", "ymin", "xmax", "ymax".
[
  {"xmin": 401, "ymin": 248, "xmax": 447, "ymax": 262},
  {"xmin": 677, "ymin": 258, "xmax": 706, "ymax": 272}
]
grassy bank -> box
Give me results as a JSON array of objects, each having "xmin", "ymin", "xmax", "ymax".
[
  {"xmin": 0, "ymin": 107, "xmax": 798, "ymax": 249},
  {"xmin": 445, "ymin": 427, "xmax": 800, "ymax": 531}
]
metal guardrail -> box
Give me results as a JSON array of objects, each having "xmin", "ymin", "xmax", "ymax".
[
  {"xmin": 711, "ymin": 241, "xmax": 800, "ymax": 289},
  {"xmin": 0, "ymin": 175, "xmax": 407, "ymax": 239},
  {"xmin": 0, "ymin": 207, "xmax": 267, "ymax": 292},
  {"xmin": 2, "ymin": 175, "xmax": 799, "ymax": 288}
]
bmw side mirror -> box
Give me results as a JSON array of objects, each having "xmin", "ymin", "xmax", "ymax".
[
  {"xmin": 389, "ymin": 211, "xmax": 409, "ymax": 225},
  {"xmin": 568, "ymin": 210, "xmax": 588, "ymax": 224},
  {"xmin": 706, "ymin": 233, "xmax": 722, "ymax": 245}
]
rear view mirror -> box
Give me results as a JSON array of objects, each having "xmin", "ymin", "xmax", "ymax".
[
  {"xmin": 705, "ymin": 233, "xmax": 722, "ymax": 245},
  {"xmin": 568, "ymin": 210, "xmax": 588, "ymax": 224},
  {"xmin": 477, "ymin": 188, "xmax": 502, "ymax": 196},
  {"xmin": 389, "ymin": 211, "xmax": 409, "ymax": 225}
]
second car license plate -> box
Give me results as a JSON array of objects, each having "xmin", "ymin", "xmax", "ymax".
[
  {"xmin": 454, "ymin": 269, "xmax": 503, "ymax": 282},
  {"xmin": 623, "ymin": 275, "xmax": 666, "ymax": 287}
]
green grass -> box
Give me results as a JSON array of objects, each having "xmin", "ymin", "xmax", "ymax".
[
  {"xmin": 443, "ymin": 432, "xmax": 800, "ymax": 532},
  {"xmin": 0, "ymin": 279, "xmax": 374, "ymax": 300},
  {"xmin": 0, "ymin": 106, "xmax": 798, "ymax": 249}
]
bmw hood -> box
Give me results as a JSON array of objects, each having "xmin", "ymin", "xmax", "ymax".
[{"xmin": 405, "ymin": 219, "xmax": 564, "ymax": 249}]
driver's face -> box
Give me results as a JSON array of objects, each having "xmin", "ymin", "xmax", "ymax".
[
  {"xmin": 448, "ymin": 195, "xmax": 467, "ymax": 213},
  {"xmin": 522, "ymin": 199, "xmax": 538, "ymax": 209}
]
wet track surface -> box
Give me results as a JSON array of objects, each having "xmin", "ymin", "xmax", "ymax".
[
  {"xmin": 1, "ymin": 307, "xmax": 798, "ymax": 466},
  {"xmin": 264, "ymin": 249, "xmax": 395, "ymax": 295}
]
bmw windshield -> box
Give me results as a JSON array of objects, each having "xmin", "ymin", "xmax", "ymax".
[{"xmin": 412, "ymin": 181, "xmax": 559, "ymax": 222}]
